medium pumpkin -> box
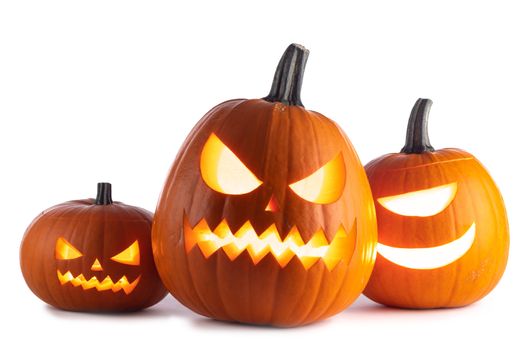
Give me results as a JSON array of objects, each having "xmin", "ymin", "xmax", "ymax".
[
  {"xmin": 20, "ymin": 183, "xmax": 167, "ymax": 312},
  {"xmin": 363, "ymin": 99, "xmax": 509, "ymax": 308},
  {"xmin": 152, "ymin": 44, "xmax": 377, "ymax": 326}
]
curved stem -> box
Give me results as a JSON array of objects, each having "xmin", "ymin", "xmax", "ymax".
[
  {"xmin": 95, "ymin": 182, "xmax": 113, "ymax": 205},
  {"xmin": 263, "ymin": 43, "xmax": 309, "ymax": 107},
  {"xmin": 401, "ymin": 98, "xmax": 435, "ymax": 154}
]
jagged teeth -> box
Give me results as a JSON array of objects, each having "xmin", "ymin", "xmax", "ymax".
[
  {"xmin": 184, "ymin": 216, "xmax": 356, "ymax": 271},
  {"xmin": 57, "ymin": 271, "xmax": 141, "ymax": 295}
]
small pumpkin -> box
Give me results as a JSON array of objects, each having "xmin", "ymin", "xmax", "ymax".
[
  {"xmin": 363, "ymin": 99, "xmax": 509, "ymax": 308},
  {"xmin": 152, "ymin": 44, "xmax": 377, "ymax": 326},
  {"xmin": 20, "ymin": 183, "xmax": 167, "ymax": 312}
]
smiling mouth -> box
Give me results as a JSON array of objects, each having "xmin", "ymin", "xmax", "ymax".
[
  {"xmin": 184, "ymin": 214, "xmax": 355, "ymax": 270},
  {"xmin": 377, "ymin": 223, "xmax": 476, "ymax": 269},
  {"xmin": 57, "ymin": 270, "xmax": 141, "ymax": 295}
]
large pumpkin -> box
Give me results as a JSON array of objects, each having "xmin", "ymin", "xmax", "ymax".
[
  {"xmin": 20, "ymin": 183, "xmax": 167, "ymax": 312},
  {"xmin": 363, "ymin": 99, "xmax": 509, "ymax": 308},
  {"xmin": 152, "ymin": 44, "xmax": 377, "ymax": 326}
]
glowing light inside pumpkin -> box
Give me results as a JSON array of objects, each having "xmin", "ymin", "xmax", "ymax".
[
  {"xmin": 289, "ymin": 153, "xmax": 346, "ymax": 204},
  {"xmin": 377, "ymin": 222, "xmax": 476, "ymax": 269},
  {"xmin": 55, "ymin": 238, "xmax": 83, "ymax": 260},
  {"xmin": 110, "ymin": 240, "xmax": 140, "ymax": 266},
  {"xmin": 57, "ymin": 270, "xmax": 141, "ymax": 294},
  {"xmin": 265, "ymin": 195, "xmax": 279, "ymax": 212},
  {"xmin": 184, "ymin": 214, "xmax": 355, "ymax": 270},
  {"xmin": 378, "ymin": 182, "xmax": 457, "ymax": 217},
  {"xmin": 201, "ymin": 133, "xmax": 262, "ymax": 195},
  {"xmin": 91, "ymin": 259, "xmax": 103, "ymax": 271}
]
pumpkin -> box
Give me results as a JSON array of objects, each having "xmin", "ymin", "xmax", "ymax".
[
  {"xmin": 20, "ymin": 183, "xmax": 167, "ymax": 312},
  {"xmin": 363, "ymin": 99, "xmax": 509, "ymax": 308},
  {"xmin": 152, "ymin": 44, "xmax": 377, "ymax": 326}
]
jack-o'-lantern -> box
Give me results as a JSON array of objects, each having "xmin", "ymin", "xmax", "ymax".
[
  {"xmin": 152, "ymin": 44, "xmax": 377, "ymax": 326},
  {"xmin": 363, "ymin": 99, "xmax": 509, "ymax": 308},
  {"xmin": 20, "ymin": 183, "xmax": 168, "ymax": 312}
]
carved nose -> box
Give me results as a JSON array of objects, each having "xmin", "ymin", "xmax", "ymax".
[
  {"xmin": 91, "ymin": 259, "xmax": 103, "ymax": 271},
  {"xmin": 265, "ymin": 195, "xmax": 279, "ymax": 213}
]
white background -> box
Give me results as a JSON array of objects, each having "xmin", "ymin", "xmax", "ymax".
[{"xmin": 1, "ymin": 1, "xmax": 523, "ymax": 349}]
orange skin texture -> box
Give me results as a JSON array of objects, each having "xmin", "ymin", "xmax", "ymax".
[
  {"xmin": 152, "ymin": 99, "xmax": 377, "ymax": 326},
  {"xmin": 363, "ymin": 148, "xmax": 509, "ymax": 308},
  {"xmin": 20, "ymin": 200, "xmax": 168, "ymax": 312}
]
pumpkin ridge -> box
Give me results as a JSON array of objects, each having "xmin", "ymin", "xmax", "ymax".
[
  {"xmin": 180, "ymin": 228, "xmax": 216, "ymax": 317},
  {"xmin": 214, "ymin": 251, "xmax": 236, "ymax": 321},
  {"xmin": 293, "ymin": 262, "xmax": 326, "ymax": 326}
]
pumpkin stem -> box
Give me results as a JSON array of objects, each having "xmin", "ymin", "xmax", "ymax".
[
  {"xmin": 401, "ymin": 98, "xmax": 435, "ymax": 154},
  {"xmin": 95, "ymin": 182, "xmax": 113, "ymax": 205},
  {"xmin": 263, "ymin": 43, "xmax": 309, "ymax": 107}
]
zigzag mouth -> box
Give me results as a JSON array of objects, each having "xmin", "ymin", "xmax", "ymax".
[
  {"xmin": 184, "ymin": 214, "xmax": 356, "ymax": 271},
  {"xmin": 57, "ymin": 270, "xmax": 141, "ymax": 295}
]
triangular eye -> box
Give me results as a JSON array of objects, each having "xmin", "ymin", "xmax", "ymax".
[
  {"xmin": 200, "ymin": 133, "xmax": 262, "ymax": 195},
  {"xmin": 289, "ymin": 153, "xmax": 346, "ymax": 204},
  {"xmin": 111, "ymin": 241, "xmax": 140, "ymax": 266},
  {"xmin": 55, "ymin": 238, "xmax": 83, "ymax": 260}
]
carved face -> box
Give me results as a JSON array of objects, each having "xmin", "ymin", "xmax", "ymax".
[
  {"xmin": 189, "ymin": 132, "xmax": 352, "ymax": 270},
  {"xmin": 20, "ymin": 190, "xmax": 168, "ymax": 312},
  {"xmin": 371, "ymin": 154, "xmax": 484, "ymax": 267},
  {"xmin": 176, "ymin": 106, "xmax": 361, "ymax": 255},
  {"xmin": 376, "ymin": 179, "xmax": 475, "ymax": 270},
  {"xmin": 55, "ymin": 238, "xmax": 141, "ymax": 295},
  {"xmin": 152, "ymin": 99, "xmax": 377, "ymax": 326}
]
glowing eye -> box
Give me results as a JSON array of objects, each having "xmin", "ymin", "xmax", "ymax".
[
  {"xmin": 55, "ymin": 238, "xmax": 83, "ymax": 260},
  {"xmin": 200, "ymin": 133, "xmax": 262, "ymax": 195},
  {"xmin": 289, "ymin": 153, "xmax": 346, "ymax": 204},
  {"xmin": 111, "ymin": 241, "xmax": 140, "ymax": 266},
  {"xmin": 378, "ymin": 182, "xmax": 457, "ymax": 217}
]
